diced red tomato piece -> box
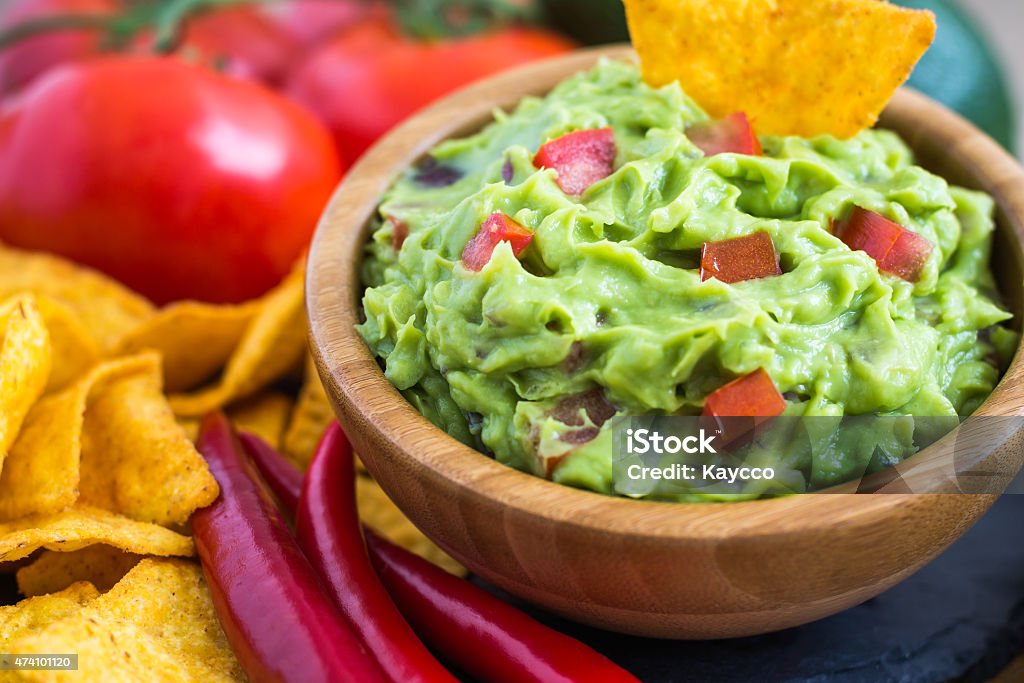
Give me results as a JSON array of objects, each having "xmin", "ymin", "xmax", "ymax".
[
  {"xmin": 833, "ymin": 207, "xmax": 901, "ymax": 263},
  {"xmin": 702, "ymin": 369, "xmax": 786, "ymax": 419},
  {"xmin": 461, "ymin": 212, "xmax": 533, "ymax": 272},
  {"xmin": 533, "ymin": 127, "xmax": 616, "ymax": 196},
  {"xmin": 833, "ymin": 207, "xmax": 934, "ymax": 282},
  {"xmin": 686, "ymin": 112, "xmax": 762, "ymax": 157},
  {"xmin": 700, "ymin": 231, "xmax": 781, "ymax": 284},
  {"xmin": 878, "ymin": 229, "xmax": 934, "ymax": 282}
]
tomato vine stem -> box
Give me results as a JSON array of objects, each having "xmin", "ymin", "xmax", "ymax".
[
  {"xmin": 392, "ymin": 0, "xmax": 544, "ymax": 41},
  {"xmin": 0, "ymin": 14, "xmax": 118, "ymax": 52}
]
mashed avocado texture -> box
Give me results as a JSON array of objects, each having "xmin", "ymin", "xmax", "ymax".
[{"xmin": 357, "ymin": 59, "xmax": 1016, "ymax": 497}]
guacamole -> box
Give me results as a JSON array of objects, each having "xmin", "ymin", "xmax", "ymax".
[{"xmin": 357, "ymin": 59, "xmax": 1016, "ymax": 496}]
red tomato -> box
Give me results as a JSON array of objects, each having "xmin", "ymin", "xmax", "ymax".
[
  {"xmin": 534, "ymin": 128, "xmax": 616, "ymax": 196},
  {"xmin": 0, "ymin": 0, "xmax": 114, "ymax": 94},
  {"xmin": 0, "ymin": 56, "xmax": 343, "ymax": 304},
  {"xmin": 179, "ymin": 7, "xmax": 298, "ymax": 86},
  {"xmin": 700, "ymin": 231, "xmax": 781, "ymax": 284},
  {"xmin": 462, "ymin": 212, "xmax": 533, "ymax": 271},
  {"xmin": 834, "ymin": 207, "xmax": 934, "ymax": 282},
  {"xmin": 686, "ymin": 112, "xmax": 762, "ymax": 157},
  {"xmin": 286, "ymin": 18, "xmax": 575, "ymax": 160},
  {"xmin": 703, "ymin": 369, "xmax": 786, "ymax": 419},
  {"xmin": 256, "ymin": 0, "xmax": 370, "ymax": 48}
]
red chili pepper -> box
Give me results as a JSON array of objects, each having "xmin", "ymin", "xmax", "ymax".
[
  {"xmin": 296, "ymin": 422, "xmax": 457, "ymax": 683},
  {"xmin": 365, "ymin": 530, "xmax": 640, "ymax": 683},
  {"xmin": 193, "ymin": 413, "xmax": 384, "ymax": 683},
  {"xmin": 245, "ymin": 427, "xmax": 640, "ymax": 683},
  {"xmin": 238, "ymin": 430, "xmax": 303, "ymax": 513}
]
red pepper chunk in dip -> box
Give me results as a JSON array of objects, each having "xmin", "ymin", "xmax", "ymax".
[
  {"xmin": 686, "ymin": 112, "xmax": 762, "ymax": 156},
  {"xmin": 833, "ymin": 207, "xmax": 934, "ymax": 282},
  {"xmin": 700, "ymin": 231, "xmax": 781, "ymax": 283},
  {"xmin": 702, "ymin": 369, "xmax": 786, "ymax": 420},
  {"xmin": 533, "ymin": 127, "xmax": 616, "ymax": 195},
  {"xmin": 462, "ymin": 212, "xmax": 533, "ymax": 272}
]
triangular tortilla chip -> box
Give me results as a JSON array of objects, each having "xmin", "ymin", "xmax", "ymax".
[
  {"xmin": 0, "ymin": 354, "xmax": 217, "ymax": 523},
  {"xmin": 113, "ymin": 299, "xmax": 260, "ymax": 393},
  {"xmin": 229, "ymin": 391, "xmax": 294, "ymax": 452},
  {"xmin": 0, "ymin": 244, "xmax": 153, "ymax": 349},
  {"xmin": 78, "ymin": 353, "xmax": 219, "ymax": 526},
  {"xmin": 34, "ymin": 296, "xmax": 101, "ymax": 394},
  {"xmin": 0, "ymin": 357, "xmax": 147, "ymax": 519},
  {"xmin": 624, "ymin": 0, "xmax": 936, "ymax": 137},
  {"xmin": 1, "ymin": 582, "xmax": 99, "ymax": 652},
  {"xmin": 283, "ymin": 354, "xmax": 334, "ymax": 470},
  {"xmin": 0, "ymin": 296, "xmax": 50, "ymax": 477},
  {"xmin": 17, "ymin": 546, "xmax": 143, "ymax": 598},
  {"xmin": 0, "ymin": 506, "xmax": 193, "ymax": 563},
  {"xmin": 8, "ymin": 559, "xmax": 243, "ymax": 682},
  {"xmin": 170, "ymin": 260, "xmax": 307, "ymax": 417}
]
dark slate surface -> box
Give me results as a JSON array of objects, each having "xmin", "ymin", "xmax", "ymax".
[{"xmin": 478, "ymin": 494, "xmax": 1024, "ymax": 683}]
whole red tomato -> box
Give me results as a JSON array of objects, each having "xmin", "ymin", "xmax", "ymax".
[
  {"xmin": 0, "ymin": 0, "xmax": 114, "ymax": 94},
  {"xmin": 178, "ymin": 6, "xmax": 297, "ymax": 86},
  {"xmin": 286, "ymin": 18, "xmax": 575, "ymax": 160},
  {"xmin": 255, "ymin": 0, "xmax": 370, "ymax": 48},
  {"xmin": 0, "ymin": 56, "xmax": 343, "ymax": 304}
]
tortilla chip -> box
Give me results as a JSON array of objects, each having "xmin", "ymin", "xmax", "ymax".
[
  {"xmin": 624, "ymin": 0, "xmax": 936, "ymax": 138},
  {"xmin": 1, "ymin": 582, "xmax": 99, "ymax": 655},
  {"xmin": 0, "ymin": 244, "xmax": 153, "ymax": 349},
  {"xmin": 177, "ymin": 417, "xmax": 200, "ymax": 443},
  {"xmin": 16, "ymin": 547, "xmax": 143, "ymax": 598},
  {"xmin": 283, "ymin": 355, "xmax": 334, "ymax": 469},
  {"xmin": 0, "ymin": 354, "xmax": 216, "ymax": 522},
  {"xmin": 33, "ymin": 296, "xmax": 100, "ymax": 394},
  {"xmin": 170, "ymin": 260, "xmax": 307, "ymax": 417},
  {"xmin": 229, "ymin": 392, "xmax": 293, "ymax": 452},
  {"xmin": 78, "ymin": 353, "xmax": 218, "ymax": 526},
  {"xmin": 357, "ymin": 475, "xmax": 465, "ymax": 576},
  {"xmin": 0, "ymin": 296, "xmax": 51, "ymax": 477},
  {"xmin": 0, "ymin": 386, "xmax": 90, "ymax": 520},
  {"xmin": 0, "ymin": 506, "xmax": 193, "ymax": 563},
  {"xmin": 9, "ymin": 559, "xmax": 244, "ymax": 683},
  {"xmin": 113, "ymin": 300, "xmax": 260, "ymax": 393}
]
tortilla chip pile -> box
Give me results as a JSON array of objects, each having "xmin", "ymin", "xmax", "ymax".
[
  {"xmin": 2, "ymin": 560, "xmax": 243, "ymax": 683},
  {"xmin": 624, "ymin": 0, "xmax": 937, "ymax": 138},
  {"xmin": 0, "ymin": 242, "xmax": 461, "ymax": 680}
]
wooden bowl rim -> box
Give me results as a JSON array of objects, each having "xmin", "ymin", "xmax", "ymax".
[{"xmin": 308, "ymin": 46, "xmax": 1024, "ymax": 542}]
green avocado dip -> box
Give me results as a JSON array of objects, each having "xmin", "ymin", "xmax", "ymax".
[{"xmin": 357, "ymin": 59, "xmax": 1017, "ymax": 499}]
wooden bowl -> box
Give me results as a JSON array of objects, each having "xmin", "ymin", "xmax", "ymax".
[{"xmin": 308, "ymin": 47, "xmax": 1024, "ymax": 639}]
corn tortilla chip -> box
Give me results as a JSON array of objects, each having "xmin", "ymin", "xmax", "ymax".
[
  {"xmin": 0, "ymin": 356, "xmax": 152, "ymax": 519},
  {"xmin": 0, "ymin": 386, "xmax": 91, "ymax": 520},
  {"xmin": 283, "ymin": 355, "xmax": 334, "ymax": 469},
  {"xmin": 0, "ymin": 354, "xmax": 217, "ymax": 522},
  {"xmin": 113, "ymin": 300, "xmax": 260, "ymax": 393},
  {"xmin": 624, "ymin": 0, "xmax": 936, "ymax": 138},
  {"xmin": 0, "ymin": 506, "xmax": 193, "ymax": 563},
  {"xmin": 357, "ymin": 475, "xmax": 465, "ymax": 576},
  {"xmin": 9, "ymin": 559, "xmax": 244, "ymax": 683},
  {"xmin": 229, "ymin": 392, "xmax": 293, "ymax": 452},
  {"xmin": 1, "ymin": 582, "xmax": 99, "ymax": 666},
  {"xmin": 177, "ymin": 417, "xmax": 200, "ymax": 443},
  {"xmin": 170, "ymin": 260, "xmax": 307, "ymax": 417},
  {"xmin": 16, "ymin": 547, "xmax": 143, "ymax": 598},
  {"xmin": 0, "ymin": 296, "xmax": 50, "ymax": 477},
  {"xmin": 78, "ymin": 353, "xmax": 218, "ymax": 526},
  {"xmin": 33, "ymin": 296, "xmax": 101, "ymax": 394},
  {"xmin": 0, "ymin": 244, "xmax": 153, "ymax": 349}
]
